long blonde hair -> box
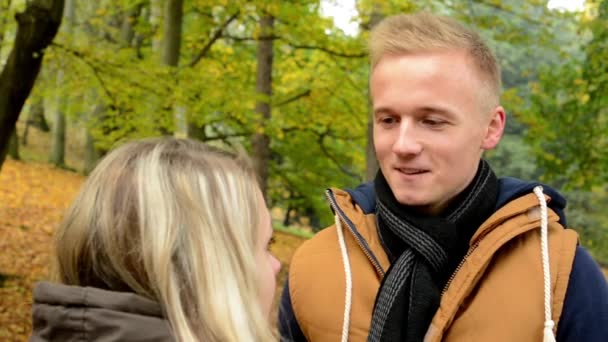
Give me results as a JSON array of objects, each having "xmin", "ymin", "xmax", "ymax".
[{"xmin": 52, "ymin": 137, "xmax": 276, "ymax": 341}]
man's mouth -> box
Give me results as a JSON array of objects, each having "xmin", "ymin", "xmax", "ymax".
[{"xmin": 395, "ymin": 168, "xmax": 429, "ymax": 175}]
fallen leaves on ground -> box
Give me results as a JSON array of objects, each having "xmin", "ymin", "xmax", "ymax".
[
  {"xmin": 269, "ymin": 230, "xmax": 307, "ymax": 324},
  {"xmin": 0, "ymin": 159, "xmax": 84, "ymax": 341}
]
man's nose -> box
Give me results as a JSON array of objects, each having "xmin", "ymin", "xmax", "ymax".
[{"xmin": 392, "ymin": 121, "xmax": 423, "ymax": 156}]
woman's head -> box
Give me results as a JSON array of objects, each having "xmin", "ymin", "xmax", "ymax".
[{"xmin": 53, "ymin": 137, "xmax": 280, "ymax": 341}]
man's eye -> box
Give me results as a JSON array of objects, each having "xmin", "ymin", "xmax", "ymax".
[
  {"xmin": 379, "ymin": 117, "xmax": 396, "ymax": 125},
  {"xmin": 422, "ymin": 119, "xmax": 444, "ymax": 126}
]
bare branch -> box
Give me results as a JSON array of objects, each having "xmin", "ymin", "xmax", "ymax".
[
  {"xmin": 274, "ymin": 89, "xmax": 311, "ymax": 107},
  {"xmin": 188, "ymin": 10, "xmax": 240, "ymax": 68},
  {"xmin": 318, "ymin": 132, "xmax": 362, "ymax": 181},
  {"xmin": 223, "ymin": 34, "xmax": 280, "ymax": 42},
  {"xmin": 288, "ymin": 43, "xmax": 366, "ymax": 58},
  {"xmin": 51, "ymin": 42, "xmax": 117, "ymax": 106},
  {"xmin": 223, "ymin": 33, "xmax": 366, "ymax": 58}
]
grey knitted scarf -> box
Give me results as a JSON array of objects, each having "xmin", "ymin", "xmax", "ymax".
[{"xmin": 368, "ymin": 160, "xmax": 498, "ymax": 342}]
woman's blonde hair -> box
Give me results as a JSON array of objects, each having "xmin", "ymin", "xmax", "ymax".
[
  {"xmin": 52, "ymin": 137, "xmax": 276, "ymax": 341},
  {"xmin": 370, "ymin": 12, "xmax": 502, "ymax": 108}
]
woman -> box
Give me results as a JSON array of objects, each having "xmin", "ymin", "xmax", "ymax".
[{"xmin": 30, "ymin": 138, "xmax": 281, "ymax": 341}]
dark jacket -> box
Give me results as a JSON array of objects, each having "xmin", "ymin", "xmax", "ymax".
[
  {"xmin": 30, "ymin": 281, "xmax": 174, "ymax": 341},
  {"xmin": 278, "ymin": 178, "xmax": 608, "ymax": 341}
]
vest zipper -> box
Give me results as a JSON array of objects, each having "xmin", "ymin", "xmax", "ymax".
[
  {"xmin": 326, "ymin": 189, "xmax": 386, "ymax": 278},
  {"xmin": 441, "ymin": 240, "xmax": 481, "ymax": 296}
]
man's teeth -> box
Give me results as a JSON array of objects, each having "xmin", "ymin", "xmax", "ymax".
[{"xmin": 399, "ymin": 169, "xmax": 426, "ymax": 174}]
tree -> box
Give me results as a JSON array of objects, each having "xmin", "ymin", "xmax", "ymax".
[
  {"xmin": 252, "ymin": 14, "xmax": 274, "ymax": 199},
  {"xmin": 49, "ymin": 0, "xmax": 74, "ymax": 167},
  {"xmin": 8, "ymin": 130, "xmax": 19, "ymax": 160},
  {"xmin": 519, "ymin": 0, "xmax": 607, "ymax": 188},
  {"xmin": 0, "ymin": 0, "xmax": 64, "ymax": 170},
  {"xmin": 22, "ymin": 94, "xmax": 50, "ymax": 146},
  {"xmin": 361, "ymin": 1, "xmax": 385, "ymax": 181}
]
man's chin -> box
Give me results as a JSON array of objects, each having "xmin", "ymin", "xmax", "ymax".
[{"xmin": 393, "ymin": 193, "xmax": 428, "ymax": 207}]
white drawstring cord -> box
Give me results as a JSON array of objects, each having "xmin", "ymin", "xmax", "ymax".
[
  {"xmin": 533, "ymin": 186, "xmax": 556, "ymax": 342},
  {"xmin": 336, "ymin": 214, "xmax": 353, "ymax": 342}
]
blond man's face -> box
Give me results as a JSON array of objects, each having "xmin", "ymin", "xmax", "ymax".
[{"xmin": 371, "ymin": 50, "xmax": 505, "ymax": 214}]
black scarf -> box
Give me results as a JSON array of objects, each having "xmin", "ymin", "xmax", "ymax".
[{"xmin": 368, "ymin": 160, "xmax": 498, "ymax": 342}]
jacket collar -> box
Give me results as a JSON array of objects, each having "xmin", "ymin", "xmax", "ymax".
[
  {"xmin": 341, "ymin": 177, "xmax": 567, "ymax": 226},
  {"xmin": 31, "ymin": 282, "xmax": 173, "ymax": 341}
]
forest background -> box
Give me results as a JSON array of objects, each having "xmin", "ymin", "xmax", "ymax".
[{"xmin": 0, "ymin": 0, "xmax": 607, "ymax": 339}]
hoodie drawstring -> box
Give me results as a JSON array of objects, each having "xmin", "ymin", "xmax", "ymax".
[
  {"xmin": 335, "ymin": 214, "xmax": 353, "ymax": 342},
  {"xmin": 336, "ymin": 214, "xmax": 353, "ymax": 342},
  {"xmin": 533, "ymin": 186, "xmax": 556, "ymax": 342}
]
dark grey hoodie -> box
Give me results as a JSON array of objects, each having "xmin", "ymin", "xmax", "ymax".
[{"xmin": 30, "ymin": 282, "xmax": 174, "ymax": 341}]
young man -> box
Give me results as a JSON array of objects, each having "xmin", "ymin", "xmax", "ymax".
[{"xmin": 278, "ymin": 12, "xmax": 608, "ymax": 342}]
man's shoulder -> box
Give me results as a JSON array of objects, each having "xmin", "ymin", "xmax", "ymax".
[
  {"xmin": 564, "ymin": 246, "xmax": 607, "ymax": 299},
  {"xmin": 288, "ymin": 225, "xmax": 345, "ymax": 295},
  {"xmin": 496, "ymin": 177, "xmax": 568, "ymax": 225},
  {"xmin": 290, "ymin": 225, "xmax": 339, "ymax": 270},
  {"xmin": 340, "ymin": 182, "xmax": 376, "ymax": 214},
  {"xmin": 557, "ymin": 246, "xmax": 608, "ymax": 340}
]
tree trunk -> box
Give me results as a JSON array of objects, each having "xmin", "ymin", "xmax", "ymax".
[
  {"xmin": 22, "ymin": 121, "xmax": 29, "ymax": 145},
  {"xmin": 0, "ymin": 0, "xmax": 64, "ymax": 171},
  {"xmin": 49, "ymin": 104, "xmax": 66, "ymax": 165},
  {"xmin": 150, "ymin": 0, "xmax": 163, "ymax": 53},
  {"xmin": 305, "ymin": 206, "xmax": 321, "ymax": 232},
  {"xmin": 83, "ymin": 84, "xmax": 104, "ymax": 174},
  {"xmin": 28, "ymin": 96, "xmax": 49, "ymax": 131},
  {"xmin": 8, "ymin": 130, "xmax": 19, "ymax": 160},
  {"xmin": 160, "ymin": 0, "xmax": 185, "ymax": 137},
  {"xmin": 283, "ymin": 205, "xmax": 293, "ymax": 227},
  {"xmin": 120, "ymin": 4, "xmax": 142, "ymax": 48},
  {"xmin": 174, "ymin": 105, "xmax": 188, "ymax": 138},
  {"xmin": 364, "ymin": 5, "xmax": 383, "ymax": 181},
  {"xmin": 161, "ymin": 0, "xmax": 182, "ymax": 66},
  {"xmin": 252, "ymin": 15, "xmax": 274, "ymax": 199},
  {"xmin": 83, "ymin": 106, "xmax": 102, "ymax": 175},
  {"xmin": 49, "ymin": 0, "xmax": 74, "ymax": 167},
  {"xmin": 22, "ymin": 95, "xmax": 48, "ymax": 145}
]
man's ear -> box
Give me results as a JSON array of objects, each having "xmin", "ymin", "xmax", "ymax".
[{"xmin": 481, "ymin": 106, "xmax": 506, "ymax": 150}]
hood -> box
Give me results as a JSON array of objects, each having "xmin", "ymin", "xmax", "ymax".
[
  {"xmin": 496, "ymin": 177, "xmax": 567, "ymax": 226},
  {"xmin": 341, "ymin": 177, "xmax": 568, "ymax": 226},
  {"xmin": 30, "ymin": 282, "xmax": 174, "ymax": 342}
]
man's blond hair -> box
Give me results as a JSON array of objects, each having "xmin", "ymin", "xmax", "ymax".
[{"xmin": 370, "ymin": 12, "xmax": 502, "ymax": 107}]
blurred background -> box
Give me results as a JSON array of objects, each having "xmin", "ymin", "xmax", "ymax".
[{"xmin": 1, "ymin": 0, "xmax": 607, "ymax": 339}]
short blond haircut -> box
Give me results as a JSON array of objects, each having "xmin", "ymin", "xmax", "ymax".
[
  {"xmin": 52, "ymin": 138, "xmax": 276, "ymax": 341},
  {"xmin": 370, "ymin": 12, "xmax": 502, "ymax": 107}
]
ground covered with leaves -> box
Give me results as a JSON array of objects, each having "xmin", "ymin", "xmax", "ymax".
[{"xmin": 0, "ymin": 160, "xmax": 84, "ymax": 340}]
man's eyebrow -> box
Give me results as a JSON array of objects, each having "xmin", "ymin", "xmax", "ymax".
[
  {"xmin": 373, "ymin": 106, "xmax": 395, "ymax": 116},
  {"xmin": 373, "ymin": 106, "xmax": 455, "ymax": 117},
  {"xmin": 415, "ymin": 106, "xmax": 455, "ymax": 117}
]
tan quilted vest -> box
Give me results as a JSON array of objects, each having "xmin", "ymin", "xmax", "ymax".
[{"xmin": 288, "ymin": 190, "xmax": 578, "ymax": 342}]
